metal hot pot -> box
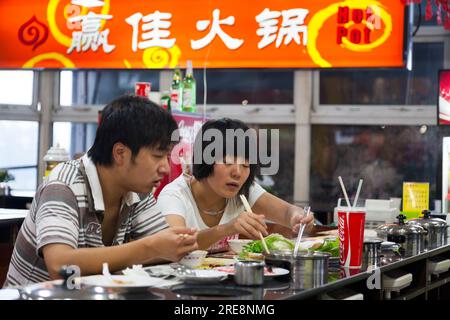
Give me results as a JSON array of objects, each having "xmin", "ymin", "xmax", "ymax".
[
  {"xmin": 264, "ymin": 250, "xmax": 330, "ymax": 290},
  {"xmin": 376, "ymin": 214, "xmax": 427, "ymax": 257},
  {"xmin": 406, "ymin": 210, "xmax": 448, "ymax": 250}
]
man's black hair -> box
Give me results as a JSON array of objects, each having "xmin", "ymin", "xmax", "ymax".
[
  {"xmin": 88, "ymin": 95, "xmax": 179, "ymax": 166},
  {"xmin": 192, "ymin": 118, "xmax": 259, "ymax": 197}
]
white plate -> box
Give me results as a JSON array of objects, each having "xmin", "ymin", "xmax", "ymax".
[
  {"xmin": 81, "ymin": 275, "xmax": 167, "ymax": 288},
  {"xmin": 214, "ymin": 266, "xmax": 290, "ymax": 277},
  {"xmin": 178, "ymin": 269, "xmax": 229, "ymax": 283}
]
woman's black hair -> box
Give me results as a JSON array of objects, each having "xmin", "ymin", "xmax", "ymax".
[
  {"xmin": 192, "ymin": 118, "xmax": 260, "ymax": 197},
  {"xmin": 88, "ymin": 95, "xmax": 179, "ymax": 166}
]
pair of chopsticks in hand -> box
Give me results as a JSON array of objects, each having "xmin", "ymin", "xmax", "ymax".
[{"xmin": 239, "ymin": 194, "xmax": 270, "ymax": 255}]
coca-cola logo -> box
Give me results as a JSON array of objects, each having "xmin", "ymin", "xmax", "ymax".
[{"xmin": 338, "ymin": 213, "xmax": 346, "ymax": 264}]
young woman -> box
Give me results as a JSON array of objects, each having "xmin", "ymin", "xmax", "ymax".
[{"xmin": 158, "ymin": 118, "xmax": 314, "ymax": 252}]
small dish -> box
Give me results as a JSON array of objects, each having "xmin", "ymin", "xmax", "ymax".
[
  {"xmin": 179, "ymin": 250, "xmax": 208, "ymax": 268},
  {"xmin": 178, "ymin": 269, "xmax": 229, "ymax": 283}
]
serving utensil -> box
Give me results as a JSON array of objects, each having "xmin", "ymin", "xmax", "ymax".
[
  {"xmin": 293, "ymin": 206, "xmax": 311, "ymax": 256},
  {"xmin": 239, "ymin": 194, "xmax": 270, "ymax": 254}
]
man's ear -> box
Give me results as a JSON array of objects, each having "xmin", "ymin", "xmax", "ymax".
[{"xmin": 111, "ymin": 142, "xmax": 130, "ymax": 166}]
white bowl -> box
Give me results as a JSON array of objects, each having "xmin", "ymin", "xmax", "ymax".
[
  {"xmin": 228, "ymin": 239, "xmax": 253, "ymax": 254},
  {"xmin": 179, "ymin": 250, "xmax": 208, "ymax": 268}
]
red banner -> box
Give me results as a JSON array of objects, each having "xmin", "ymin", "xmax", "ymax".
[{"xmin": 0, "ymin": 0, "xmax": 406, "ymax": 69}]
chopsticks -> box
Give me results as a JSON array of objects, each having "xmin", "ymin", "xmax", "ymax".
[
  {"xmin": 293, "ymin": 206, "xmax": 311, "ymax": 256},
  {"xmin": 239, "ymin": 194, "xmax": 270, "ymax": 254}
]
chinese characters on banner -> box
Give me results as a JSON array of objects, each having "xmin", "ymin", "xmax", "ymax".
[{"xmin": 0, "ymin": 0, "xmax": 406, "ymax": 69}]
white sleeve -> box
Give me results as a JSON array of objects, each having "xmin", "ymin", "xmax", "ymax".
[
  {"xmin": 157, "ymin": 190, "xmax": 188, "ymax": 219},
  {"xmin": 248, "ymin": 182, "xmax": 266, "ymax": 206}
]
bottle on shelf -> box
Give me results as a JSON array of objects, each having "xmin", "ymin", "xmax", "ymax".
[
  {"xmin": 160, "ymin": 90, "xmax": 171, "ymax": 111},
  {"xmin": 170, "ymin": 66, "xmax": 183, "ymax": 111},
  {"xmin": 182, "ymin": 60, "xmax": 196, "ymax": 113}
]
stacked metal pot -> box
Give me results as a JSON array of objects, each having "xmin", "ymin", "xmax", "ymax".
[
  {"xmin": 376, "ymin": 212, "xmax": 448, "ymax": 257},
  {"xmin": 376, "ymin": 214, "xmax": 427, "ymax": 257},
  {"xmin": 406, "ymin": 210, "xmax": 448, "ymax": 250}
]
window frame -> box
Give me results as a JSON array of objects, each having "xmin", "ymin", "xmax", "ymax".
[{"xmin": 0, "ymin": 70, "xmax": 39, "ymax": 121}]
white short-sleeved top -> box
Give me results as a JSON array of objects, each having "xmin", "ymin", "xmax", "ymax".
[{"xmin": 158, "ymin": 175, "xmax": 266, "ymax": 251}]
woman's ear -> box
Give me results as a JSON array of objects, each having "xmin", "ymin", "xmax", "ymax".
[{"xmin": 111, "ymin": 142, "xmax": 130, "ymax": 166}]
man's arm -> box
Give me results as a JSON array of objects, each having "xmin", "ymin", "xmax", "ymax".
[{"xmin": 43, "ymin": 226, "xmax": 198, "ymax": 279}]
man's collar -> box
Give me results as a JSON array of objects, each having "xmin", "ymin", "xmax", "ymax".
[{"xmin": 81, "ymin": 154, "xmax": 141, "ymax": 211}]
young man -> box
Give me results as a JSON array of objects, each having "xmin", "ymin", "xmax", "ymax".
[{"xmin": 4, "ymin": 95, "xmax": 198, "ymax": 287}]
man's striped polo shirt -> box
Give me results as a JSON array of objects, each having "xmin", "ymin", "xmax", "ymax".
[{"xmin": 3, "ymin": 154, "xmax": 168, "ymax": 287}]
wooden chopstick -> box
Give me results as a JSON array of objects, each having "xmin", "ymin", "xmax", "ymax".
[{"xmin": 239, "ymin": 194, "xmax": 270, "ymax": 254}]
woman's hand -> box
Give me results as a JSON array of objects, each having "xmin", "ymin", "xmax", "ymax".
[
  {"xmin": 230, "ymin": 211, "xmax": 268, "ymax": 239},
  {"xmin": 290, "ymin": 209, "xmax": 315, "ymax": 235}
]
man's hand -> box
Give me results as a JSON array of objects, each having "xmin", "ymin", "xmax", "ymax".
[{"xmin": 147, "ymin": 227, "xmax": 199, "ymax": 261}]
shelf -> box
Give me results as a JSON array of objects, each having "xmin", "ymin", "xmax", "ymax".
[
  {"xmin": 428, "ymin": 274, "xmax": 450, "ymax": 290},
  {"xmin": 392, "ymin": 286, "xmax": 427, "ymax": 300}
]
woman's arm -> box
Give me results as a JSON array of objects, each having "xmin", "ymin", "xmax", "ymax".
[
  {"xmin": 251, "ymin": 192, "xmax": 314, "ymax": 235},
  {"xmin": 165, "ymin": 214, "xmax": 268, "ymax": 250}
]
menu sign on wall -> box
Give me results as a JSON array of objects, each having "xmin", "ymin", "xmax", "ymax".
[{"xmin": 0, "ymin": 0, "xmax": 406, "ymax": 69}]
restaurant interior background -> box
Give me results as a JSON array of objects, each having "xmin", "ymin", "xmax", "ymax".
[{"xmin": 0, "ymin": 2, "xmax": 449, "ymax": 228}]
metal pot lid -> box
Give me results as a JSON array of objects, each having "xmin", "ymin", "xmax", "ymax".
[
  {"xmin": 20, "ymin": 280, "xmax": 122, "ymax": 300},
  {"xmin": 407, "ymin": 210, "xmax": 447, "ymax": 230},
  {"xmin": 380, "ymin": 241, "xmax": 400, "ymax": 250},
  {"xmin": 364, "ymin": 238, "xmax": 383, "ymax": 244},
  {"xmin": 376, "ymin": 214, "xmax": 427, "ymax": 237},
  {"xmin": 266, "ymin": 250, "xmax": 330, "ymax": 260}
]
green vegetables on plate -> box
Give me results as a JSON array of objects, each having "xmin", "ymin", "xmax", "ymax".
[{"xmin": 239, "ymin": 234, "xmax": 340, "ymax": 258}]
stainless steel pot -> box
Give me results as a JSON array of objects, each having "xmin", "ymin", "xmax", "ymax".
[
  {"xmin": 234, "ymin": 260, "xmax": 265, "ymax": 286},
  {"xmin": 362, "ymin": 238, "xmax": 382, "ymax": 270},
  {"xmin": 380, "ymin": 241, "xmax": 402, "ymax": 265},
  {"xmin": 376, "ymin": 214, "xmax": 427, "ymax": 257},
  {"xmin": 265, "ymin": 250, "xmax": 330, "ymax": 290},
  {"xmin": 407, "ymin": 210, "xmax": 448, "ymax": 250}
]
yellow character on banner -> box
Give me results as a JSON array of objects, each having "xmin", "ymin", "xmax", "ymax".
[
  {"xmin": 47, "ymin": 0, "xmax": 110, "ymax": 48},
  {"xmin": 402, "ymin": 182, "xmax": 429, "ymax": 219},
  {"xmin": 307, "ymin": 0, "xmax": 392, "ymax": 67}
]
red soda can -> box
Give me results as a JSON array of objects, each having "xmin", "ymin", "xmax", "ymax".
[
  {"xmin": 338, "ymin": 208, "xmax": 366, "ymax": 268},
  {"xmin": 135, "ymin": 82, "xmax": 151, "ymax": 98}
]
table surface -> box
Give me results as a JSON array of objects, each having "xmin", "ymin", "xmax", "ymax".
[{"xmin": 0, "ymin": 208, "xmax": 28, "ymax": 221}]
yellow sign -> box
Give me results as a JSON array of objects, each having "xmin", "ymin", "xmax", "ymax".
[{"xmin": 402, "ymin": 182, "xmax": 429, "ymax": 219}]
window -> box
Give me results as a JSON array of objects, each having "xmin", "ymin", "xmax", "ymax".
[
  {"xmin": 60, "ymin": 70, "xmax": 160, "ymax": 106},
  {"xmin": 319, "ymin": 42, "xmax": 444, "ymax": 105},
  {"xmin": 0, "ymin": 121, "xmax": 38, "ymax": 194},
  {"xmin": 0, "ymin": 70, "xmax": 34, "ymax": 105},
  {"xmin": 251, "ymin": 124, "xmax": 295, "ymax": 202},
  {"xmin": 194, "ymin": 69, "xmax": 294, "ymax": 105},
  {"xmin": 53, "ymin": 122, "xmax": 97, "ymax": 159},
  {"xmin": 310, "ymin": 125, "xmax": 450, "ymax": 213}
]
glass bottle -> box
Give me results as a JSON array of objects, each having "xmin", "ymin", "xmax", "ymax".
[
  {"xmin": 170, "ymin": 66, "xmax": 183, "ymax": 111},
  {"xmin": 182, "ymin": 60, "xmax": 196, "ymax": 113}
]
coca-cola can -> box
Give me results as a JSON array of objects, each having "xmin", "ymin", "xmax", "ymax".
[
  {"xmin": 338, "ymin": 208, "xmax": 366, "ymax": 269},
  {"xmin": 135, "ymin": 82, "xmax": 151, "ymax": 98}
]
